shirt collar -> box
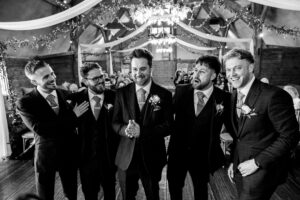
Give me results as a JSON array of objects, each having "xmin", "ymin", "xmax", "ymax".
[
  {"xmin": 88, "ymin": 89, "xmax": 104, "ymax": 102},
  {"xmin": 135, "ymin": 79, "xmax": 152, "ymax": 95},
  {"xmin": 194, "ymin": 84, "xmax": 214, "ymax": 99},
  {"xmin": 37, "ymin": 87, "xmax": 57, "ymax": 100},
  {"xmin": 238, "ymin": 76, "xmax": 255, "ymax": 98}
]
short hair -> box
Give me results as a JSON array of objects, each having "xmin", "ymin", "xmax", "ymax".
[
  {"xmin": 195, "ymin": 55, "xmax": 221, "ymax": 76},
  {"xmin": 24, "ymin": 58, "xmax": 50, "ymax": 79},
  {"xmin": 130, "ymin": 48, "xmax": 153, "ymax": 68},
  {"xmin": 283, "ymin": 85, "xmax": 299, "ymax": 99},
  {"xmin": 80, "ymin": 62, "xmax": 102, "ymax": 78},
  {"xmin": 223, "ymin": 48, "xmax": 254, "ymax": 65}
]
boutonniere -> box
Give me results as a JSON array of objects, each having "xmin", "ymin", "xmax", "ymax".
[
  {"xmin": 241, "ymin": 104, "xmax": 257, "ymax": 118},
  {"xmin": 104, "ymin": 103, "xmax": 113, "ymax": 111},
  {"xmin": 149, "ymin": 95, "xmax": 161, "ymax": 111},
  {"xmin": 215, "ymin": 102, "xmax": 224, "ymax": 115},
  {"xmin": 66, "ymin": 100, "xmax": 72, "ymax": 104}
]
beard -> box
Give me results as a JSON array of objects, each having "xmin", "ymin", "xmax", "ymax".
[
  {"xmin": 134, "ymin": 74, "xmax": 150, "ymax": 86},
  {"xmin": 89, "ymin": 83, "xmax": 105, "ymax": 94},
  {"xmin": 192, "ymin": 79, "xmax": 210, "ymax": 90}
]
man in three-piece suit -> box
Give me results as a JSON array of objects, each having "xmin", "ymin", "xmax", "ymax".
[
  {"xmin": 224, "ymin": 48, "xmax": 300, "ymax": 200},
  {"xmin": 17, "ymin": 59, "xmax": 89, "ymax": 200},
  {"xmin": 167, "ymin": 55, "xmax": 233, "ymax": 200},
  {"xmin": 112, "ymin": 48, "xmax": 173, "ymax": 200},
  {"xmin": 67, "ymin": 63, "xmax": 118, "ymax": 200}
]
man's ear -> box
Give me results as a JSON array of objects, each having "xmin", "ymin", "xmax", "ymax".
[
  {"xmin": 30, "ymin": 79, "xmax": 37, "ymax": 86},
  {"xmin": 211, "ymin": 72, "xmax": 217, "ymax": 81},
  {"xmin": 249, "ymin": 63, "xmax": 254, "ymax": 73}
]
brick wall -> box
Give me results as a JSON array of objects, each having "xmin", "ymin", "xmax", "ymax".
[{"xmin": 259, "ymin": 48, "xmax": 300, "ymax": 86}]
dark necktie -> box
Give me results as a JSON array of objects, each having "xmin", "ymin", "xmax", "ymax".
[
  {"xmin": 137, "ymin": 88, "xmax": 146, "ymax": 111},
  {"xmin": 46, "ymin": 94, "xmax": 59, "ymax": 114},
  {"xmin": 196, "ymin": 91, "xmax": 205, "ymax": 116},
  {"xmin": 236, "ymin": 91, "xmax": 245, "ymax": 118},
  {"xmin": 92, "ymin": 96, "xmax": 101, "ymax": 120}
]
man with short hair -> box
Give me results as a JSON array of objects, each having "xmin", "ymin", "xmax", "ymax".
[
  {"xmin": 112, "ymin": 48, "xmax": 173, "ymax": 200},
  {"xmin": 67, "ymin": 62, "xmax": 118, "ymax": 200},
  {"xmin": 167, "ymin": 55, "xmax": 233, "ymax": 200},
  {"xmin": 17, "ymin": 59, "xmax": 89, "ymax": 200},
  {"xmin": 224, "ymin": 48, "xmax": 300, "ymax": 200}
]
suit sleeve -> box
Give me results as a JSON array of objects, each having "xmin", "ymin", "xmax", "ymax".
[
  {"xmin": 112, "ymin": 90, "xmax": 128, "ymax": 137},
  {"xmin": 255, "ymin": 89, "xmax": 300, "ymax": 168},
  {"xmin": 17, "ymin": 96, "xmax": 78, "ymax": 137}
]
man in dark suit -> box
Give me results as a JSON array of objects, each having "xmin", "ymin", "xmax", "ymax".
[
  {"xmin": 112, "ymin": 48, "xmax": 173, "ymax": 200},
  {"xmin": 167, "ymin": 55, "xmax": 233, "ymax": 200},
  {"xmin": 224, "ymin": 48, "xmax": 300, "ymax": 200},
  {"xmin": 67, "ymin": 63, "xmax": 118, "ymax": 200},
  {"xmin": 17, "ymin": 59, "xmax": 89, "ymax": 200}
]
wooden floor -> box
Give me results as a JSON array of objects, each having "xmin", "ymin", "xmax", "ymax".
[{"xmin": 0, "ymin": 159, "xmax": 299, "ymax": 200}]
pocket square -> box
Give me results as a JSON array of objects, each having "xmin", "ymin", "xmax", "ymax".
[{"xmin": 153, "ymin": 106, "xmax": 161, "ymax": 111}]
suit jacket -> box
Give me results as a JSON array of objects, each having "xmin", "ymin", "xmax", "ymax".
[
  {"xmin": 230, "ymin": 79, "xmax": 299, "ymax": 178},
  {"xmin": 112, "ymin": 82, "xmax": 173, "ymax": 176},
  {"xmin": 17, "ymin": 88, "xmax": 78, "ymax": 173},
  {"xmin": 67, "ymin": 89, "xmax": 118, "ymax": 168},
  {"xmin": 168, "ymin": 84, "xmax": 233, "ymax": 173}
]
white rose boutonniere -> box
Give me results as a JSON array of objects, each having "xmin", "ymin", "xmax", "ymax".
[
  {"xmin": 241, "ymin": 104, "xmax": 257, "ymax": 118},
  {"xmin": 149, "ymin": 95, "xmax": 161, "ymax": 111},
  {"xmin": 215, "ymin": 102, "xmax": 224, "ymax": 115},
  {"xmin": 104, "ymin": 103, "xmax": 114, "ymax": 111},
  {"xmin": 67, "ymin": 100, "xmax": 72, "ymax": 104}
]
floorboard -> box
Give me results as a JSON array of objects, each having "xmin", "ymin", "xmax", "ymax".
[{"xmin": 0, "ymin": 159, "xmax": 299, "ymax": 200}]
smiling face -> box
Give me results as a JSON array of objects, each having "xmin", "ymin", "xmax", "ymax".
[
  {"xmin": 131, "ymin": 57, "xmax": 152, "ymax": 87},
  {"xmin": 30, "ymin": 65, "xmax": 57, "ymax": 93},
  {"xmin": 85, "ymin": 68, "xmax": 105, "ymax": 94},
  {"xmin": 191, "ymin": 63, "xmax": 216, "ymax": 90},
  {"xmin": 225, "ymin": 57, "xmax": 254, "ymax": 90}
]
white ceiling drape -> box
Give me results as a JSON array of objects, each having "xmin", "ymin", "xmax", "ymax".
[
  {"xmin": 0, "ymin": 0, "xmax": 102, "ymax": 30},
  {"xmin": 248, "ymin": 0, "xmax": 300, "ymax": 11}
]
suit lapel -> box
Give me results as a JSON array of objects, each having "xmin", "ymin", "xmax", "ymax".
[
  {"xmin": 231, "ymin": 90, "xmax": 239, "ymax": 135},
  {"xmin": 186, "ymin": 85, "xmax": 196, "ymax": 117},
  {"xmin": 33, "ymin": 88, "xmax": 58, "ymax": 116},
  {"xmin": 237, "ymin": 79, "xmax": 261, "ymax": 136},
  {"xmin": 141, "ymin": 82, "xmax": 158, "ymax": 125},
  {"xmin": 124, "ymin": 83, "xmax": 138, "ymax": 120}
]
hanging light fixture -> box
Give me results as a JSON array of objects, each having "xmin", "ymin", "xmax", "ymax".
[{"xmin": 130, "ymin": 1, "xmax": 191, "ymax": 25}]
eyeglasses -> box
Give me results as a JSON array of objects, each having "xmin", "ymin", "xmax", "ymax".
[{"xmin": 86, "ymin": 75, "xmax": 104, "ymax": 82}]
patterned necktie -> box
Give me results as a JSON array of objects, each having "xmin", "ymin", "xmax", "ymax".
[
  {"xmin": 236, "ymin": 91, "xmax": 245, "ymax": 118},
  {"xmin": 92, "ymin": 96, "xmax": 101, "ymax": 120},
  {"xmin": 195, "ymin": 91, "xmax": 205, "ymax": 116},
  {"xmin": 137, "ymin": 88, "xmax": 146, "ymax": 111},
  {"xmin": 46, "ymin": 94, "xmax": 59, "ymax": 114}
]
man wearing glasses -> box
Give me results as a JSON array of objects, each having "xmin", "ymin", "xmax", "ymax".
[{"xmin": 68, "ymin": 62, "xmax": 119, "ymax": 200}]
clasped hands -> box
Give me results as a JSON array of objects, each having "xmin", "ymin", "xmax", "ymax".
[{"xmin": 125, "ymin": 119, "xmax": 140, "ymax": 138}]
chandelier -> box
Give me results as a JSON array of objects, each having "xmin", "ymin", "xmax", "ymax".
[{"xmin": 130, "ymin": 2, "xmax": 191, "ymax": 25}]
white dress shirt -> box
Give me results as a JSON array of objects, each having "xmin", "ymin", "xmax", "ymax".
[
  {"xmin": 238, "ymin": 76, "xmax": 255, "ymax": 103},
  {"xmin": 194, "ymin": 85, "xmax": 214, "ymax": 113},
  {"xmin": 88, "ymin": 89, "xmax": 104, "ymax": 115},
  {"xmin": 135, "ymin": 80, "xmax": 152, "ymax": 100},
  {"xmin": 37, "ymin": 87, "xmax": 58, "ymax": 107}
]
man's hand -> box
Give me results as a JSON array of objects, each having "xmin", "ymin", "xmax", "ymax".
[
  {"xmin": 125, "ymin": 120, "xmax": 140, "ymax": 138},
  {"xmin": 227, "ymin": 163, "xmax": 234, "ymax": 183},
  {"xmin": 131, "ymin": 120, "xmax": 140, "ymax": 138},
  {"xmin": 238, "ymin": 159, "xmax": 259, "ymax": 177},
  {"xmin": 73, "ymin": 101, "xmax": 89, "ymax": 117}
]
